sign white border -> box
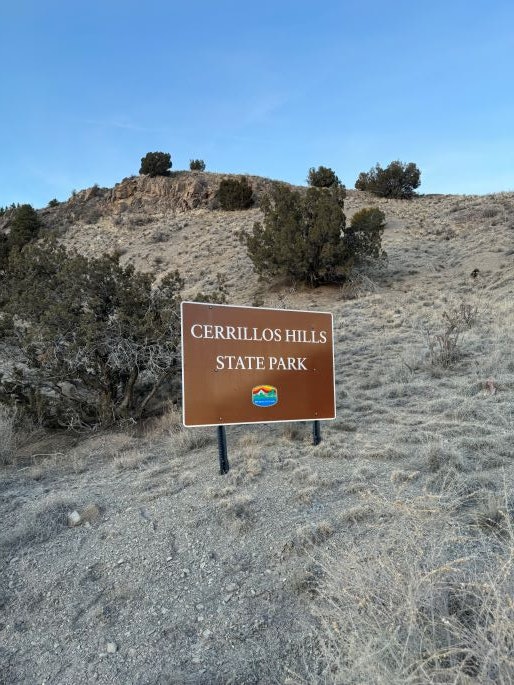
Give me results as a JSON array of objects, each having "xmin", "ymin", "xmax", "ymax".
[{"xmin": 180, "ymin": 301, "xmax": 337, "ymax": 427}]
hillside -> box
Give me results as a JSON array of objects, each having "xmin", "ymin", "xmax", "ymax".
[{"xmin": 1, "ymin": 173, "xmax": 513, "ymax": 684}]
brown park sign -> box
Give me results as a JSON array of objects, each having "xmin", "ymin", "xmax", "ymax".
[{"xmin": 181, "ymin": 302, "xmax": 336, "ymax": 427}]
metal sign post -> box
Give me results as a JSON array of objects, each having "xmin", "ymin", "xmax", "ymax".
[
  {"xmin": 312, "ymin": 420, "xmax": 321, "ymax": 446},
  {"xmin": 217, "ymin": 425, "xmax": 230, "ymax": 475}
]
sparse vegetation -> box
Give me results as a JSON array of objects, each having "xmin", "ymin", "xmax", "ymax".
[
  {"xmin": 0, "ymin": 405, "xmax": 16, "ymax": 465},
  {"xmin": 6, "ymin": 203, "xmax": 42, "ymax": 250},
  {"xmin": 242, "ymin": 182, "xmax": 384, "ymax": 286},
  {"xmin": 355, "ymin": 160, "xmax": 421, "ymax": 198},
  {"xmin": 1, "ymin": 171, "xmax": 513, "ymax": 685},
  {"xmin": 217, "ymin": 176, "xmax": 254, "ymax": 210},
  {"xmin": 307, "ymin": 166, "xmax": 341, "ymax": 188},
  {"xmin": 305, "ymin": 492, "xmax": 514, "ymax": 684},
  {"xmin": 189, "ymin": 159, "xmax": 206, "ymax": 171},
  {"xmin": 191, "ymin": 272, "xmax": 228, "ymax": 304},
  {"xmin": 139, "ymin": 151, "xmax": 172, "ymax": 177},
  {"xmin": 0, "ymin": 241, "xmax": 184, "ymax": 427},
  {"xmin": 348, "ymin": 207, "xmax": 386, "ymax": 261},
  {"xmin": 425, "ymin": 303, "xmax": 478, "ymax": 368}
]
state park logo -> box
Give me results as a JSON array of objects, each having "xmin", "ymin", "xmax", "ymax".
[{"xmin": 252, "ymin": 385, "xmax": 278, "ymax": 408}]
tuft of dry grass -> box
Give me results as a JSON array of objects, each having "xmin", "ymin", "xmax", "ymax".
[
  {"xmin": 282, "ymin": 520, "xmax": 335, "ymax": 557},
  {"xmin": 0, "ymin": 494, "xmax": 79, "ymax": 557},
  {"xmin": 220, "ymin": 494, "xmax": 256, "ymax": 532},
  {"xmin": 144, "ymin": 403, "xmax": 183, "ymax": 436},
  {"xmin": 0, "ymin": 405, "xmax": 16, "ymax": 465},
  {"xmin": 112, "ymin": 447, "xmax": 155, "ymax": 470},
  {"xmin": 172, "ymin": 427, "xmax": 214, "ymax": 455},
  {"xmin": 391, "ymin": 469, "xmax": 420, "ymax": 485}
]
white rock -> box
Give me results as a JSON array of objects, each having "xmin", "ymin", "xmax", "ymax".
[
  {"xmin": 106, "ymin": 642, "xmax": 118, "ymax": 654},
  {"xmin": 67, "ymin": 511, "xmax": 82, "ymax": 527}
]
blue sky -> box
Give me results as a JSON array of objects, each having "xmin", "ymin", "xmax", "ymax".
[{"xmin": 1, "ymin": 0, "xmax": 513, "ymax": 207}]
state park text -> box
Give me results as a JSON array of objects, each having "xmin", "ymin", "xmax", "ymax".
[{"xmin": 189, "ymin": 324, "xmax": 328, "ymax": 371}]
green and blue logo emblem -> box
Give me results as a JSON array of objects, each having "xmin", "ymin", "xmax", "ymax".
[{"xmin": 252, "ymin": 385, "xmax": 278, "ymax": 407}]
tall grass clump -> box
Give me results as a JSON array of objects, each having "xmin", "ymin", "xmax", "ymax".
[{"xmin": 0, "ymin": 405, "xmax": 16, "ymax": 465}]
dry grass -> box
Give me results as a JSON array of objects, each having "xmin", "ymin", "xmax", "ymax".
[
  {"xmin": 0, "ymin": 404, "xmax": 16, "ymax": 465},
  {"xmin": 0, "ymin": 493, "xmax": 79, "ymax": 557},
  {"xmin": 112, "ymin": 447, "xmax": 156, "ymax": 470},
  {"xmin": 282, "ymin": 520, "xmax": 335, "ymax": 557},
  {"xmin": 172, "ymin": 426, "xmax": 214, "ymax": 455},
  {"xmin": 220, "ymin": 494, "xmax": 256, "ymax": 532},
  {"xmin": 291, "ymin": 492, "xmax": 514, "ymax": 684}
]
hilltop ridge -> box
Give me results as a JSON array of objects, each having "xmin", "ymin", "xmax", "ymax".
[{"xmin": 30, "ymin": 172, "xmax": 514, "ymax": 305}]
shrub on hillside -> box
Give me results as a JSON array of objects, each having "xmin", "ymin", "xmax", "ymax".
[
  {"xmin": 347, "ymin": 208, "xmax": 386, "ymax": 260},
  {"xmin": 189, "ymin": 159, "xmax": 206, "ymax": 171},
  {"xmin": 217, "ymin": 177, "xmax": 254, "ymax": 211},
  {"xmin": 0, "ymin": 241, "xmax": 184, "ymax": 427},
  {"xmin": 8, "ymin": 204, "xmax": 42, "ymax": 250},
  {"xmin": 241, "ymin": 183, "xmax": 384, "ymax": 287},
  {"xmin": 48, "ymin": 198, "xmax": 60, "ymax": 208},
  {"xmin": 139, "ymin": 151, "xmax": 172, "ymax": 177},
  {"xmin": 0, "ymin": 234, "xmax": 9, "ymax": 271},
  {"xmin": 307, "ymin": 166, "xmax": 341, "ymax": 188},
  {"xmin": 355, "ymin": 160, "xmax": 421, "ymax": 198}
]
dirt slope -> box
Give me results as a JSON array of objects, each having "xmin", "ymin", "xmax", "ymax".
[{"xmin": 1, "ymin": 179, "xmax": 513, "ymax": 684}]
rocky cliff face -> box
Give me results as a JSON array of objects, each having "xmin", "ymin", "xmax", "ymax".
[{"xmin": 33, "ymin": 171, "xmax": 282, "ymax": 234}]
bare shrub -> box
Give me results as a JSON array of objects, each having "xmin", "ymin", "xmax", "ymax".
[
  {"xmin": 424, "ymin": 303, "xmax": 477, "ymax": 368},
  {"xmin": 426, "ymin": 316, "xmax": 463, "ymax": 367},
  {"xmin": 0, "ymin": 405, "xmax": 16, "ymax": 465}
]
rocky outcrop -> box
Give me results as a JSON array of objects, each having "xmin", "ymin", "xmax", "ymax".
[
  {"xmin": 36, "ymin": 171, "xmax": 286, "ymax": 233},
  {"xmin": 109, "ymin": 174, "xmax": 214, "ymax": 211}
]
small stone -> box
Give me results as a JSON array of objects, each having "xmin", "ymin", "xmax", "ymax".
[
  {"xmin": 106, "ymin": 642, "xmax": 118, "ymax": 654},
  {"xmin": 67, "ymin": 511, "xmax": 82, "ymax": 527},
  {"xmin": 225, "ymin": 583, "xmax": 237, "ymax": 593},
  {"xmin": 202, "ymin": 629, "xmax": 212, "ymax": 639}
]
